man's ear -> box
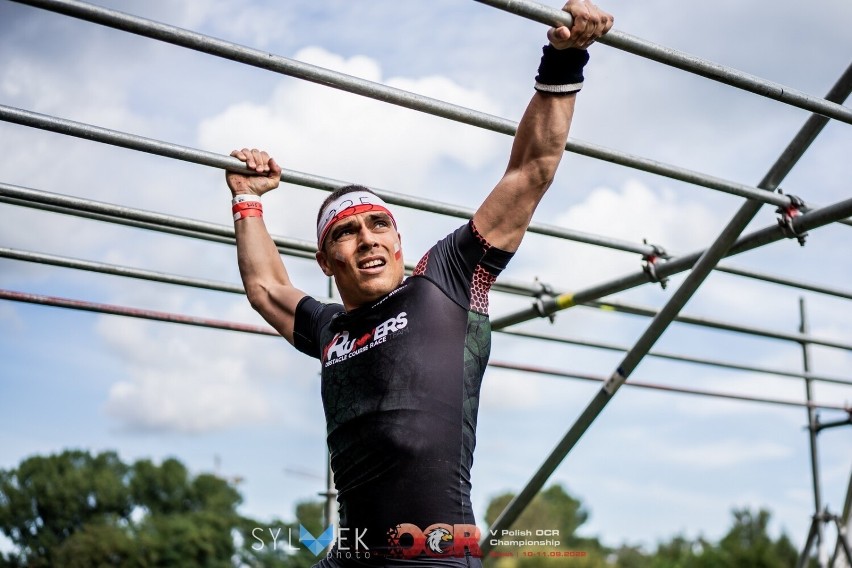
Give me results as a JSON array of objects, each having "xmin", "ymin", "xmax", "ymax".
[{"xmin": 316, "ymin": 250, "xmax": 333, "ymax": 277}]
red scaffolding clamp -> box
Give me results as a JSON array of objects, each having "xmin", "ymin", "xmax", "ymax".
[
  {"xmin": 642, "ymin": 239, "xmax": 670, "ymax": 289},
  {"xmin": 776, "ymin": 189, "xmax": 808, "ymax": 246}
]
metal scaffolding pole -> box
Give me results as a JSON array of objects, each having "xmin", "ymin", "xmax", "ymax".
[
  {"xmin": 6, "ymin": 247, "xmax": 852, "ymax": 392},
  {"xmin": 501, "ymin": 328, "xmax": 852, "ymax": 388},
  {"xmin": 799, "ymin": 298, "xmax": 828, "ymax": 567},
  {"xmin": 473, "ymin": 0, "xmax": 852, "ymax": 125},
  {"xmin": 493, "ymin": 194, "xmax": 852, "ymax": 330},
  {"xmin": 836, "ymin": 471, "xmax": 852, "ymax": 568},
  {"xmin": 5, "ymin": 181, "xmax": 852, "ymax": 351},
  {"xmin": 484, "ymin": 204, "xmax": 770, "ymax": 551},
  {"xmin": 0, "ymin": 104, "xmax": 660, "ymax": 257},
  {"xmin": 9, "ymin": 1, "xmax": 841, "ymax": 213},
  {"xmin": 0, "ymin": 182, "xmax": 319, "ymax": 258},
  {"xmin": 581, "ymin": 299, "xmax": 852, "ymax": 352},
  {"xmin": 493, "ymin": 60, "xmax": 852, "ymax": 329},
  {"xmin": 486, "ymin": 360, "xmax": 850, "ymax": 413},
  {"xmin": 0, "ymin": 289, "xmax": 276, "ymax": 336},
  {"xmin": 15, "ymin": 0, "xmax": 852, "ymax": 126},
  {"xmin": 4, "ymin": 245, "xmax": 851, "ymax": 390},
  {"xmin": 6, "ymin": 182, "xmax": 849, "ymax": 310},
  {"xmin": 6, "ymin": 106, "xmax": 852, "ymax": 299},
  {"xmin": 324, "ymin": 278, "xmax": 340, "ymax": 532},
  {"xmin": 713, "ymin": 265, "xmax": 852, "ymax": 302},
  {"xmin": 0, "ymin": 183, "xmax": 536, "ymax": 298},
  {"xmin": 481, "ymin": 62, "xmax": 852, "ymax": 546},
  {"xmin": 2, "ymin": 287, "xmax": 849, "ymax": 415},
  {"xmin": 0, "ymin": 247, "xmax": 247, "ymax": 295}
]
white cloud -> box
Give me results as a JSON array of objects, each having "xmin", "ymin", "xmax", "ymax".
[
  {"xmin": 560, "ymin": 179, "xmax": 718, "ymax": 250},
  {"xmin": 98, "ymin": 316, "xmax": 282, "ymax": 434},
  {"xmin": 177, "ymin": 0, "xmax": 288, "ymax": 48},
  {"xmin": 0, "ymin": 56, "xmax": 144, "ymax": 133},
  {"xmin": 512, "ymin": 179, "xmax": 720, "ymax": 290},
  {"xmin": 197, "ymin": 46, "xmax": 505, "ymax": 200}
]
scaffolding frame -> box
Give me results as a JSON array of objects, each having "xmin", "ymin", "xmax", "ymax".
[
  {"xmin": 483, "ymin": 29, "xmax": 852, "ymax": 550},
  {"xmin": 1, "ymin": 0, "xmax": 851, "ymax": 562}
]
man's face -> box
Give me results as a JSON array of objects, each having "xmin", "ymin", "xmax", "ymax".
[{"xmin": 316, "ymin": 211, "xmax": 404, "ymax": 310}]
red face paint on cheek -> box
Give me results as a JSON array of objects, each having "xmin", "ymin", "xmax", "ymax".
[
  {"xmin": 394, "ymin": 242, "xmax": 401, "ymax": 260},
  {"xmin": 335, "ymin": 252, "xmax": 346, "ymax": 266}
]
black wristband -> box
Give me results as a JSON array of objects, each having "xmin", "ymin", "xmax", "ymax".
[{"xmin": 534, "ymin": 45, "xmax": 589, "ymax": 94}]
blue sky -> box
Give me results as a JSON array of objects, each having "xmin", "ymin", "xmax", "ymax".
[{"xmin": 1, "ymin": 0, "xmax": 851, "ymax": 555}]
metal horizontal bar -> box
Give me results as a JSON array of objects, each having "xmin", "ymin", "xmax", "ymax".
[
  {"xmin": 473, "ymin": 0, "xmax": 852, "ymax": 125},
  {"xmin": 2, "ymin": 285, "xmax": 846, "ymax": 413},
  {"xmin": 6, "ymin": 182, "xmax": 851, "ymax": 348},
  {"xmin": 487, "ymin": 360, "xmax": 850, "ymax": 412},
  {"xmin": 0, "ymin": 183, "xmax": 543, "ymax": 295},
  {"xmin": 713, "ymin": 264, "xmax": 852, "ymax": 302},
  {"xmin": 485, "ymin": 194, "xmax": 799, "ymax": 549},
  {"xmin": 2, "ymin": 106, "xmax": 851, "ymax": 298},
  {"xmin": 0, "ymin": 247, "xmax": 246, "ymax": 295},
  {"xmin": 5, "ymin": 244, "xmax": 850, "ymax": 387},
  {"xmin": 0, "ymin": 288, "xmax": 276, "ymax": 336},
  {"xmin": 491, "ymin": 60, "xmax": 852, "ymax": 331},
  {"xmin": 5, "ymin": 0, "xmax": 814, "ymax": 212},
  {"xmin": 501, "ymin": 328, "xmax": 852, "ymax": 388},
  {"xmin": 6, "ymin": 183, "xmax": 850, "ymax": 313},
  {"xmin": 0, "ymin": 182, "xmax": 317, "ymax": 254},
  {"xmin": 584, "ymin": 299, "xmax": 852, "ymax": 352},
  {"xmin": 492, "ymin": 195, "xmax": 852, "ymax": 330},
  {"xmin": 482, "ymin": 57, "xmax": 852, "ymax": 539},
  {"xmin": 0, "ymin": 105, "xmax": 654, "ymax": 256}
]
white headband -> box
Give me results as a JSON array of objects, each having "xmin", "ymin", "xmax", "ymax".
[{"xmin": 317, "ymin": 191, "xmax": 397, "ymax": 247}]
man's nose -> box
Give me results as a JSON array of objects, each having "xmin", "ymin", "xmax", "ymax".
[{"xmin": 356, "ymin": 226, "xmax": 378, "ymax": 249}]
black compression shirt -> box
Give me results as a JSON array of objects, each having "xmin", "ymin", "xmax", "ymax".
[{"xmin": 293, "ymin": 221, "xmax": 512, "ymax": 564}]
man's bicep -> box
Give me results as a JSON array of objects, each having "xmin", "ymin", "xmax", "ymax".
[{"xmin": 473, "ymin": 169, "xmax": 543, "ymax": 253}]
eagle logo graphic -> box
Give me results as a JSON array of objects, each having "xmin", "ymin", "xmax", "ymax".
[{"xmin": 425, "ymin": 527, "xmax": 453, "ymax": 555}]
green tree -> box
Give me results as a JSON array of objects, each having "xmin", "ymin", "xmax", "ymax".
[
  {"xmin": 0, "ymin": 449, "xmax": 243, "ymax": 567},
  {"xmin": 612, "ymin": 508, "xmax": 802, "ymax": 568},
  {"xmin": 0, "ymin": 450, "xmax": 132, "ymax": 567},
  {"xmin": 700, "ymin": 508, "xmax": 799, "ymax": 568}
]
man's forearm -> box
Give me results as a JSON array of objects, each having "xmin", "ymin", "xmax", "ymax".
[
  {"xmin": 235, "ymin": 216, "xmax": 292, "ymax": 304},
  {"xmin": 506, "ymin": 90, "xmax": 577, "ymax": 190}
]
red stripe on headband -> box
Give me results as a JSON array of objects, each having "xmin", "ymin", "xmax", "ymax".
[{"xmin": 318, "ymin": 203, "xmax": 396, "ymax": 247}]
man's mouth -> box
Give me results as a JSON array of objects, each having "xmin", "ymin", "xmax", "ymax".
[{"xmin": 358, "ymin": 258, "xmax": 386, "ymax": 269}]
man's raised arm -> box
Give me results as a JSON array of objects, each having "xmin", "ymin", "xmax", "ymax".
[
  {"xmin": 226, "ymin": 148, "xmax": 307, "ymax": 344},
  {"xmin": 473, "ymin": 0, "xmax": 613, "ymax": 252}
]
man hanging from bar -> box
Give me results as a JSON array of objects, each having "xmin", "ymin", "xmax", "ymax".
[{"xmin": 225, "ymin": 1, "xmax": 612, "ymax": 565}]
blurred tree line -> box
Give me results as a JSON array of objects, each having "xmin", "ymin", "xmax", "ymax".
[{"xmin": 0, "ymin": 450, "xmax": 810, "ymax": 567}]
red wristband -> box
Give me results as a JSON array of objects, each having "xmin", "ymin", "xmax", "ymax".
[
  {"xmin": 232, "ymin": 200, "xmax": 263, "ymax": 221},
  {"xmin": 232, "ymin": 200, "xmax": 263, "ymax": 213},
  {"xmin": 233, "ymin": 208, "xmax": 263, "ymax": 221}
]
